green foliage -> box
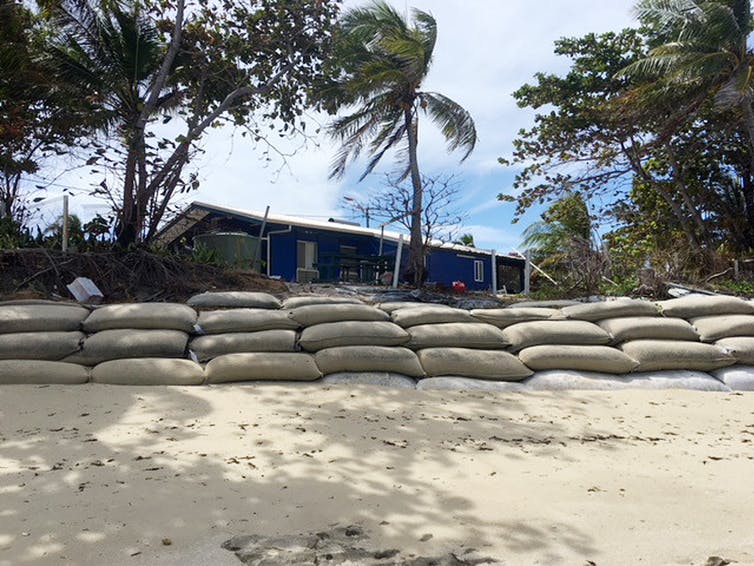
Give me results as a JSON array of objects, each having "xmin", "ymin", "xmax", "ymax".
[{"xmin": 191, "ymin": 243, "xmax": 221, "ymax": 266}]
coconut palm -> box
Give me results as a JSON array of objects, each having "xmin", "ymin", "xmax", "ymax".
[{"xmin": 321, "ymin": 0, "xmax": 477, "ymax": 286}]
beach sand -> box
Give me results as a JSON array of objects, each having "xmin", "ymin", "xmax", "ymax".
[{"xmin": 0, "ymin": 384, "xmax": 753, "ymax": 565}]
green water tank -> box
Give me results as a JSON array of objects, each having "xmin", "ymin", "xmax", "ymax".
[{"xmin": 193, "ymin": 232, "xmax": 261, "ymax": 271}]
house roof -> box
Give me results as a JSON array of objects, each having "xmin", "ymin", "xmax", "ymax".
[{"xmin": 162, "ymin": 201, "xmax": 522, "ymax": 260}]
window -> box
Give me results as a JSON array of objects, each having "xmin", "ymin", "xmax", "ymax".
[
  {"xmin": 474, "ymin": 260, "xmax": 484, "ymax": 282},
  {"xmin": 297, "ymin": 240, "xmax": 318, "ymax": 269}
]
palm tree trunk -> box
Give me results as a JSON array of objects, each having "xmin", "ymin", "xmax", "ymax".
[{"xmin": 405, "ymin": 105, "xmax": 425, "ymax": 287}]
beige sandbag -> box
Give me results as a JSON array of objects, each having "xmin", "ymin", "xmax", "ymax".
[
  {"xmin": 470, "ymin": 307, "xmax": 559, "ymax": 328},
  {"xmin": 658, "ymin": 294, "xmax": 754, "ymax": 318},
  {"xmin": 598, "ymin": 317, "xmax": 699, "ymax": 344},
  {"xmin": 501, "ymin": 320, "xmax": 610, "ymax": 352},
  {"xmin": 407, "ymin": 323, "xmax": 507, "ymax": 350},
  {"xmin": 197, "ymin": 309, "xmax": 299, "ymax": 334},
  {"xmin": 83, "ymin": 303, "xmax": 197, "ymax": 333},
  {"xmin": 517, "ymin": 345, "xmax": 639, "ymax": 374},
  {"xmin": 418, "ymin": 348, "xmax": 533, "ymax": 380},
  {"xmin": 298, "ymin": 321, "xmax": 409, "ymax": 352},
  {"xmin": 190, "ymin": 330, "xmax": 296, "ymax": 362},
  {"xmin": 187, "ymin": 291, "xmax": 281, "ymax": 310},
  {"xmin": 282, "ymin": 296, "xmax": 363, "ymax": 309},
  {"xmin": 0, "ymin": 304, "xmax": 90, "ymax": 334},
  {"xmin": 64, "ymin": 329, "xmax": 189, "ymax": 366},
  {"xmin": 0, "ymin": 331, "xmax": 84, "ymax": 361},
  {"xmin": 620, "ymin": 340, "xmax": 735, "ymax": 371},
  {"xmin": 315, "ymin": 346, "xmax": 425, "ymax": 377},
  {"xmin": 377, "ymin": 301, "xmax": 452, "ymax": 313},
  {"xmin": 391, "ymin": 306, "xmax": 474, "ymax": 328},
  {"xmin": 205, "ymin": 352, "xmax": 321, "ymax": 383},
  {"xmin": 561, "ymin": 298, "xmax": 659, "ymax": 321},
  {"xmin": 0, "ymin": 360, "xmax": 89, "ymax": 384},
  {"xmin": 288, "ymin": 304, "xmax": 389, "ymax": 327},
  {"xmin": 91, "ymin": 358, "xmax": 204, "ymax": 385},
  {"xmin": 691, "ymin": 314, "xmax": 754, "ymax": 342},
  {"xmin": 715, "ymin": 336, "xmax": 754, "ymax": 364}
]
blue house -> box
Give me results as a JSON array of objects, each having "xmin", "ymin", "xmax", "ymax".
[{"xmin": 159, "ymin": 201, "xmax": 525, "ymax": 293}]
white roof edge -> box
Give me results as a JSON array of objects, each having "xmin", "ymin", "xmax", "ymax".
[{"xmin": 189, "ymin": 201, "xmax": 522, "ymax": 260}]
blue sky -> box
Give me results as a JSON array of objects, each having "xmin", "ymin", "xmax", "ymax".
[{"xmin": 41, "ymin": 0, "xmax": 637, "ymax": 251}]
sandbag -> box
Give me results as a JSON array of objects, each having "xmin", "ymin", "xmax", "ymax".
[
  {"xmin": 322, "ymin": 372, "xmax": 417, "ymax": 389},
  {"xmin": 710, "ymin": 366, "xmax": 754, "ymax": 391},
  {"xmin": 287, "ymin": 304, "xmax": 389, "ymax": 326},
  {"xmin": 315, "ymin": 346, "xmax": 424, "ymax": 377},
  {"xmin": 0, "ymin": 304, "xmax": 90, "ymax": 334},
  {"xmin": 523, "ymin": 369, "xmax": 729, "ymax": 391},
  {"xmin": 597, "ymin": 317, "xmax": 699, "ymax": 343},
  {"xmin": 83, "ymin": 303, "xmax": 197, "ymax": 333},
  {"xmin": 377, "ymin": 301, "xmax": 452, "ymax": 313},
  {"xmin": 64, "ymin": 329, "xmax": 189, "ymax": 366},
  {"xmin": 517, "ymin": 345, "xmax": 639, "ymax": 374},
  {"xmin": 658, "ymin": 294, "xmax": 754, "ymax": 318},
  {"xmin": 418, "ymin": 347, "xmax": 533, "ymax": 380},
  {"xmin": 187, "ymin": 291, "xmax": 281, "ymax": 310},
  {"xmin": 507, "ymin": 299, "xmax": 579, "ymax": 309},
  {"xmin": 0, "ymin": 360, "xmax": 89, "ymax": 384},
  {"xmin": 623, "ymin": 370, "xmax": 730, "ymax": 391},
  {"xmin": 501, "ymin": 320, "xmax": 610, "ymax": 352},
  {"xmin": 197, "ymin": 309, "xmax": 299, "ymax": 334},
  {"xmin": 91, "ymin": 358, "xmax": 204, "ymax": 385},
  {"xmin": 715, "ymin": 336, "xmax": 754, "ymax": 364},
  {"xmin": 470, "ymin": 307, "xmax": 558, "ymax": 328},
  {"xmin": 0, "ymin": 331, "xmax": 84, "ymax": 361},
  {"xmin": 391, "ymin": 306, "xmax": 474, "ymax": 327},
  {"xmin": 205, "ymin": 352, "xmax": 321, "ymax": 383},
  {"xmin": 620, "ymin": 340, "xmax": 735, "ymax": 371},
  {"xmin": 407, "ymin": 323, "xmax": 507, "ymax": 350},
  {"xmin": 691, "ymin": 314, "xmax": 754, "ymax": 342},
  {"xmin": 189, "ymin": 330, "xmax": 297, "ymax": 362},
  {"xmin": 298, "ymin": 321, "xmax": 409, "ymax": 351},
  {"xmin": 561, "ymin": 298, "xmax": 659, "ymax": 321},
  {"xmin": 416, "ymin": 377, "xmax": 528, "ymax": 391},
  {"xmin": 283, "ymin": 296, "xmax": 363, "ymax": 309}
]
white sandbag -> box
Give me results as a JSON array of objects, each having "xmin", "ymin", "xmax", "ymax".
[
  {"xmin": 298, "ymin": 321, "xmax": 409, "ymax": 352},
  {"xmin": 710, "ymin": 366, "xmax": 754, "ymax": 391},
  {"xmin": 205, "ymin": 352, "xmax": 321, "ymax": 383},
  {"xmin": 91, "ymin": 358, "xmax": 204, "ymax": 385},
  {"xmin": 470, "ymin": 307, "xmax": 558, "ymax": 329},
  {"xmin": 658, "ymin": 294, "xmax": 754, "ymax": 318},
  {"xmin": 283, "ymin": 296, "xmax": 364, "ymax": 308},
  {"xmin": 0, "ymin": 304, "xmax": 90, "ymax": 334},
  {"xmin": 417, "ymin": 377, "xmax": 529, "ymax": 391},
  {"xmin": 377, "ymin": 301, "xmax": 452, "ymax": 313},
  {"xmin": 620, "ymin": 340, "xmax": 735, "ymax": 371},
  {"xmin": 407, "ymin": 323, "xmax": 507, "ymax": 350},
  {"xmin": 598, "ymin": 317, "xmax": 699, "ymax": 343},
  {"xmin": 315, "ymin": 346, "xmax": 424, "ymax": 377},
  {"xmin": 391, "ymin": 306, "xmax": 474, "ymax": 327},
  {"xmin": 517, "ymin": 345, "xmax": 639, "ymax": 374},
  {"xmin": 715, "ymin": 336, "xmax": 754, "ymax": 364},
  {"xmin": 64, "ymin": 329, "xmax": 189, "ymax": 366},
  {"xmin": 288, "ymin": 304, "xmax": 389, "ymax": 326},
  {"xmin": 187, "ymin": 291, "xmax": 281, "ymax": 310},
  {"xmin": 197, "ymin": 309, "xmax": 299, "ymax": 334},
  {"xmin": 501, "ymin": 320, "xmax": 610, "ymax": 352},
  {"xmin": 691, "ymin": 314, "xmax": 754, "ymax": 342},
  {"xmin": 83, "ymin": 303, "xmax": 197, "ymax": 333},
  {"xmin": 322, "ymin": 372, "xmax": 417, "ymax": 389},
  {"xmin": 624, "ymin": 370, "xmax": 730, "ymax": 391},
  {"xmin": 524, "ymin": 370, "xmax": 630, "ymax": 391},
  {"xmin": 561, "ymin": 298, "xmax": 659, "ymax": 321},
  {"xmin": 189, "ymin": 330, "xmax": 296, "ymax": 362},
  {"xmin": 0, "ymin": 360, "xmax": 89, "ymax": 384},
  {"xmin": 418, "ymin": 347, "xmax": 533, "ymax": 380},
  {"xmin": 0, "ymin": 331, "xmax": 84, "ymax": 361}
]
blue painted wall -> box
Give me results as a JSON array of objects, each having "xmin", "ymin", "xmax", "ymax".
[{"xmin": 426, "ymin": 248, "xmax": 492, "ymax": 291}]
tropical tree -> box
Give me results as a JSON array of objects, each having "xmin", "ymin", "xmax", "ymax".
[{"xmin": 319, "ymin": 0, "xmax": 477, "ymax": 286}]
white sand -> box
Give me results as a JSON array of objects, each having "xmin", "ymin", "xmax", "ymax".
[{"xmin": 1, "ymin": 384, "xmax": 753, "ymax": 565}]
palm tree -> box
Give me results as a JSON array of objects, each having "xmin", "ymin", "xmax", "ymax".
[{"xmin": 321, "ymin": 1, "xmax": 477, "ymax": 286}]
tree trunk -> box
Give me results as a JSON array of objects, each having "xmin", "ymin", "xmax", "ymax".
[
  {"xmin": 740, "ymin": 99, "xmax": 754, "ymax": 248},
  {"xmin": 405, "ymin": 105, "xmax": 425, "ymax": 287}
]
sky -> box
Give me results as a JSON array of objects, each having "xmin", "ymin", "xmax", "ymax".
[{"xmin": 41, "ymin": 0, "xmax": 638, "ymax": 252}]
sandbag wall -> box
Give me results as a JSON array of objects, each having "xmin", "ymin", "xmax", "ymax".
[{"xmin": 1, "ymin": 292, "xmax": 754, "ymax": 391}]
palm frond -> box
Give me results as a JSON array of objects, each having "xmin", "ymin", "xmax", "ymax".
[{"xmin": 420, "ymin": 92, "xmax": 477, "ymax": 160}]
